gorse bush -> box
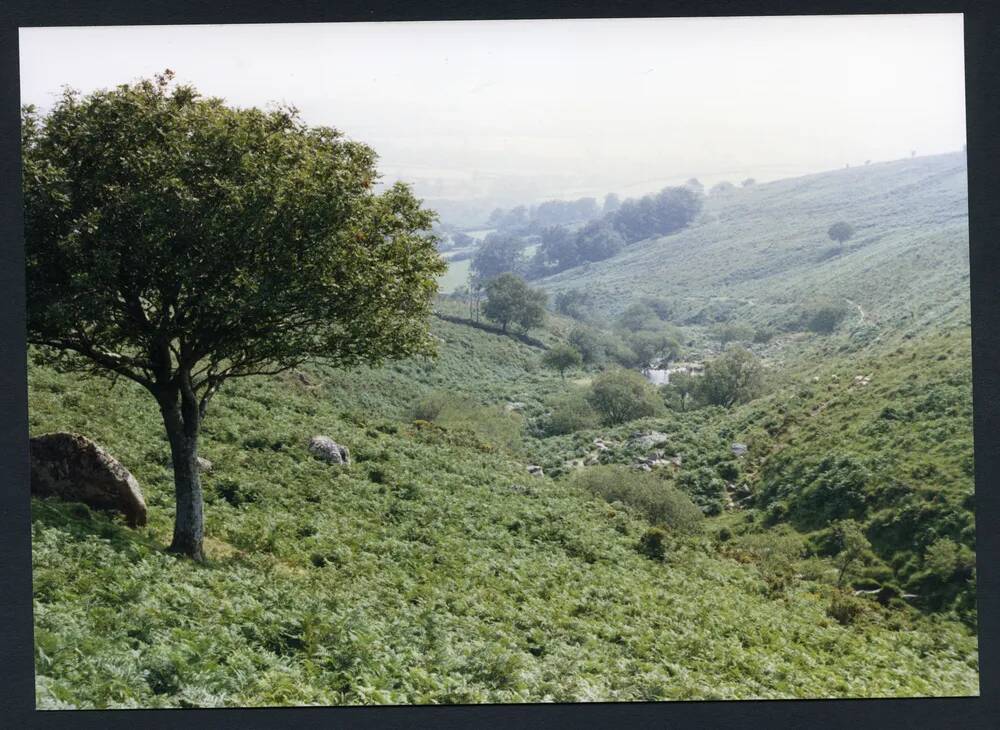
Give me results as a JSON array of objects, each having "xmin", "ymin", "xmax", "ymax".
[{"xmin": 569, "ymin": 466, "xmax": 703, "ymax": 534}]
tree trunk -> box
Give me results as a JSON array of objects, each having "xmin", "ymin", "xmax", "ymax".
[{"xmin": 159, "ymin": 389, "xmax": 205, "ymax": 561}]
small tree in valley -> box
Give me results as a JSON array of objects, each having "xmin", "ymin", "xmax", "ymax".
[
  {"xmin": 542, "ymin": 343, "xmax": 583, "ymax": 379},
  {"xmin": 482, "ymin": 273, "xmax": 547, "ymax": 334}
]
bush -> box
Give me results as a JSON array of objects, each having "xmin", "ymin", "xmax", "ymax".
[
  {"xmin": 802, "ymin": 301, "xmax": 850, "ymax": 334},
  {"xmin": 587, "ymin": 369, "xmax": 664, "ymax": 425},
  {"xmin": 676, "ymin": 467, "xmax": 727, "ymax": 515},
  {"xmin": 827, "ymin": 590, "xmax": 866, "ymax": 626},
  {"xmin": 570, "ymin": 466, "xmax": 703, "ymax": 534},
  {"xmin": 545, "ymin": 392, "xmax": 600, "ymax": 436},
  {"xmin": 409, "ymin": 390, "xmax": 524, "ymax": 452},
  {"xmin": 638, "ymin": 527, "xmax": 668, "ymax": 560},
  {"xmin": 730, "ymin": 532, "xmax": 803, "ymax": 596},
  {"xmin": 699, "ymin": 347, "xmax": 764, "ymax": 408}
]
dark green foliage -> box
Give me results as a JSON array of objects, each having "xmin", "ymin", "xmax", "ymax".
[
  {"xmin": 827, "ymin": 221, "xmax": 856, "ymax": 245},
  {"xmin": 638, "ymin": 527, "xmax": 668, "ymax": 560},
  {"xmin": 711, "ymin": 322, "xmax": 755, "ymax": 348},
  {"xmin": 610, "ymin": 186, "xmax": 703, "ymax": 244},
  {"xmin": 541, "ymin": 343, "xmax": 582, "ymax": 379},
  {"xmin": 803, "ymin": 300, "xmax": 851, "ymax": 333},
  {"xmin": 22, "ymin": 72, "xmax": 444, "ymax": 559},
  {"xmin": 699, "ymin": 347, "xmax": 764, "ymax": 408},
  {"xmin": 570, "ymin": 467, "xmax": 703, "ymax": 534},
  {"xmin": 586, "ymin": 369, "xmax": 664, "ymax": 425},
  {"xmin": 482, "ymin": 274, "xmax": 547, "ymax": 333},
  {"xmin": 544, "ymin": 392, "xmax": 599, "ymax": 436},
  {"xmin": 553, "ymin": 289, "xmax": 593, "ymax": 321},
  {"xmin": 676, "ymin": 467, "xmax": 728, "ymax": 515},
  {"xmin": 830, "ymin": 519, "xmax": 873, "ymax": 587},
  {"xmin": 471, "ymin": 232, "xmax": 527, "ymax": 286},
  {"xmin": 827, "ymin": 591, "xmax": 866, "ymax": 626}
]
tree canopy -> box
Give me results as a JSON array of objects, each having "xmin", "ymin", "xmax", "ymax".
[
  {"xmin": 22, "ymin": 72, "xmax": 445, "ymax": 558},
  {"xmin": 482, "ymin": 273, "xmax": 547, "ymax": 333},
  {"xmin": 541, "ymin": 343, "xmax": 583, "ymax": 379},
  {"xmin": 699, "ymin": 346, "xmax": 764, "ymax": 408},
  {"xmin": 828, "ymin": 221, "xmax": 855, "ymax": 245}
]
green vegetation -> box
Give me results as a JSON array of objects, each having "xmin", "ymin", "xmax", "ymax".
[
  {"xmin": 22, "ymin": 73, "xmax": 444, "ymax": 559},
  {"xmin": 28, "ymin": 130, "xmax": 977, "ymax": 707},
  {"xmin": 482, "ymin": 274, "xmax": 547, "ymax": 334}
]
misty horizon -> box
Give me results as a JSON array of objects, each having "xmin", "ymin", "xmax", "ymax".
[{"xmin": 20, "ymin": 14, "xmax": 967, "ymax": 219}]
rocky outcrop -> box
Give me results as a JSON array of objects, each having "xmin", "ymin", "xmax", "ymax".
[
  {"xmin": 527, "ymin": 465, "xmax": 544, "ymax": 477},
  {"xmin": 29, "ymin": 432, "xmax": 147, "ymax": 527},
  {"xmin": 731, "ymin": 442, "xmax": 748, "ymax": 457},
  {"xmin": 629, "ymin": 431, "xmax": 669, "ymax": 450},
  {"xmin": 308, "ymin": 436, "xmax": 351, "ymax": 466}
]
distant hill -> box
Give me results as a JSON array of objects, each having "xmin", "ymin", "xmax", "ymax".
[{"xmin": 538, "ymin": 152, "xmax": 970, "ymax": 333}]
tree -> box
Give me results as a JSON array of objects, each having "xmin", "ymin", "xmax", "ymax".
[
  {"xmin": 602, "ymin": 192, "xmax": 621, "ymax": 215},
  {"xmin": 610, "ymin": 186, "xmax": 703, "ymax": 244},
  {"xmin": 827, "ymin": 221, "xmax": 855, "ymax": 247},
  {"xmin": 568, "ymin": 325, "xmax": 606, "ymax": 365},
  {"xmin": 699, "ymin": 347, "xmax": 764, "ymax": 408},
  {"xmin": 554, "ymin": 289, "xmax": 593, "ymax": 321},
  {"xmin": 663, "ymin": 371, "xmax": 701, "ymax": 412},
  {"xmin": 22, "ymin": 73, "xmax": 445, "ymax": 559},
  {"xmin": 832, "ymin": 519, "xmax": 872, "ymax": 588},
  {"xmin": 711, "ymin": 321, "xmax": 755, "ymax": 348},
  {"xmin": 741, "ymin": 177, "xmax": 756, "ymax": 187},
  {"xmin": 470, "ymin": 232, "xmax": 525, "ymax": 287},
  {"xmin": 586, "ymin": 369, "xmax": 663, "ymax": 425},
  {"xmin": 537, "ymin": 225, "xmax": 579, "ymax": 273},
  {"xmin": 542, "ymin": 343, "xmax": 583, "ymax": 379},
  {"xmin": 627, "ymin": 329, "xmax": 681, "ymax": 368},
  {"xmin": 709, "ymin": 181, "xmax": 736, "ymax": 196},
  {"xmin": 617, "ymin": 302, "xmax": 661, "ymax": 333},
  {"xmin": 482, "ymin": 273, "xmax": 546, "ymax": 333},
  {"xmin": 574, "ymin": 219, "xmax": 624, "ymax": 263},
  {"xmin": 803, "ymin": 300, "xmax": 850, "ymax": 334},
  {"xmin": 685, "ymin": 178, "xmax": 704, "ymax": 194}
]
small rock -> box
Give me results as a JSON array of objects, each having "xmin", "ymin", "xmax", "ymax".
[
  {"xmin": 308, "ymin": 436, "xmax": 351, "ymax": 466},
  {"xmin": 527, "ymin": 465, "xmax": 544, "ymax": 477},
  {"xmin": 30, "ymin": 432, "xmax": 147, "ymax": 527},
  {"xmin": 731, "ymin": 442, "xmax": 748, "ymax": 457}
]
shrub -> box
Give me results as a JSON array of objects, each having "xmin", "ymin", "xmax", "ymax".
[
  {"xmin": 699, "ymin": 347, "xmax": 764, "ymax": 408},
  {"xmin": 569, "ymin": 466, "xmax": 703, "ymax": 534},
  {"xmin": 545, "ymin": 391, "xmax": 600, "ymax": 436},
  {"xmin": 586, "ymin": 369, "xmax": 664, "ymax": 425},
  {"xmin": 730, "ymin": 532, "xmax": 803, "ymax": 596},
  {"xmin": 802, "ymin": 300, "xmax": 850, "ymax": 334},
  {"xmin": 676, "ymin": 467, "xmax": 727, "ymax": 515},
  {"xmin": 827, "ymin": 590, "xmax": 866, "ymax": 626},
  {"xmin": 638, "ymin": 527, "xmax": 668, "ymax": 560}
]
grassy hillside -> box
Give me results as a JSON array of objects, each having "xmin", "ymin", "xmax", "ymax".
[
  {"xmin": 28, "ymin": 153, "xmax": 979, "ymax": 708},
  {"xmin": 29, "ymin": 320, "xmax": 978, "ymax": 707},
  {"xmin": 539, "ymin": 152, "xmax": 970, "ymax": 333}
]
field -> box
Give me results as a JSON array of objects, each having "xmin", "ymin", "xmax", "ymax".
[{"xmin": 28, "ymin": 152, "xmax": 978, "ymax": 708}]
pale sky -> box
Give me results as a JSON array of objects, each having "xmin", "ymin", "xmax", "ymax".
[{"xmin": 20, "ymin": 14, "xmax": 966, "ymax": 211}]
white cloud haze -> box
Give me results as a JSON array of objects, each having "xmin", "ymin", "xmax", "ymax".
[{"xmin": 20, "ymin": 14, "xmax": 966, "ymax": 212}]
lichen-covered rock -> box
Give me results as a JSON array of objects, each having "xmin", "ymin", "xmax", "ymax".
[
  {"xmin": 29, "ymin": 432, "xmax": 147, "ymax": 527},
  {"xmin": 308, "ymin": 436, "xmax": 350, "ymax": 465},
  {"xmin": 527, "ymin": 465, "xmax": 544, "ymax": 477},
  {"xmin": 731, "ymin": 442, "xmax": 748, "ymax": 457}
]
